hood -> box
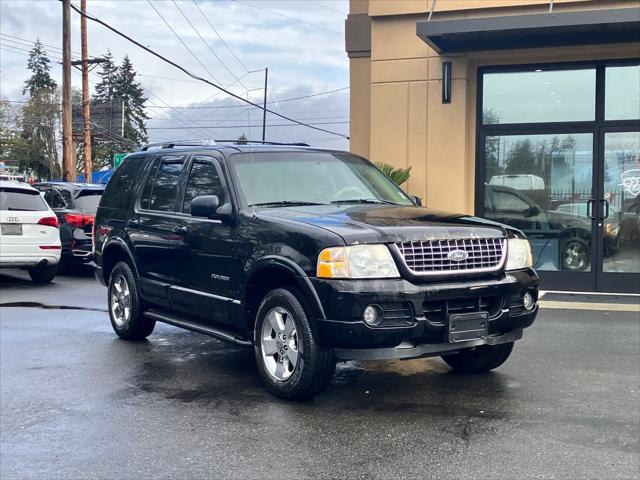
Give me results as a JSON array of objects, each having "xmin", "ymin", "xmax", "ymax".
[{"xmin": 257, "ymin": 204, "xmax": 507, "ymax": 244}]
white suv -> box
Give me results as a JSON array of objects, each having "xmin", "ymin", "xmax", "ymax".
[{"xmin": 0, "ymin": 181, "xmax": 61, "ymax": 283}]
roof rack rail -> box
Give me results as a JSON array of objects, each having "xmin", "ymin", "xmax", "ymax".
[
  {"xmin": 138, "ymin": 139, "xmax": 310, "ymax": 151},
  {"xmin": 138, "ymin": 139, "xmax": 216, "ymax": 151},
  {"xmin": 213, "ymin": 140, "xmax": 310, "ymax": 147}
]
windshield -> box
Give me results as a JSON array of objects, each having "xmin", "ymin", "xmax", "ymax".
[
  {"xmin": 231, "ymin": 152, "xmax": 414, "ymax": 207},
  {"xmin": 0, "ymin": 188, "xmax": 48, "ymax": 211},
  {"xmin": 73, "ymin": 190, "xmax": 103, "ymax": 211}
]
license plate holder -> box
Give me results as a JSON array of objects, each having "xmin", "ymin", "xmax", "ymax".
[
  {"xmin": 1, "ymin": 223, "xmax": 23, "ymax": 235},
  {"xmin": 448, "ymin": 311, "xmax": 489, "ymax": 343}
]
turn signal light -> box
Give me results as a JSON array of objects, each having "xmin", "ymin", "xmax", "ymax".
[{"xmin": 38, "ymin": 216, "xmax": 59, "ymax": 228}]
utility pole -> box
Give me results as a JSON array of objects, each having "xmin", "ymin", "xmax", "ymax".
[
  {"xmin": 80, "ymin": 0, "xmax": 92, "ymax": 182},
  {"xmin": 61, "ymin": 0, "xmax": 75, "ymax": 181},
  {"xmin": 262, "ymin": 67, "xmax": 268, "ymax": 142}
]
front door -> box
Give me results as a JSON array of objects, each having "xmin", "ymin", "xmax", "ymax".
[
  {"xmin": 170, "ymin": 155, "xmax": 241, "ymax": 328},
  {"xmin": 477, "ymin": 60, "xmax": 640, "ymax": 293}
]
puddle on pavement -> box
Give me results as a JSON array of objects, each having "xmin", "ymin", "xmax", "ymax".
[{"xmin": 0, "ymin": 301, "xmax": 107, "ymax": 312}]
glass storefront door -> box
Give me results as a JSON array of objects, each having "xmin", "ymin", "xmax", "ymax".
[{"xmin": 478, "ymin": 60, "xmax": 640, "ymax": 293}]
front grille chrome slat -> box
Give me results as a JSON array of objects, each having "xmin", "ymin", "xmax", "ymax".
[{"xmin": 395, "ymin": 237, "xmax": 506, "ymax": 275}]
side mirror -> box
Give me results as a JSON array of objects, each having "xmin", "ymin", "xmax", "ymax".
[
  {"xmin": 411, "ymin": 195, "xmax": 423, "ymax": 206},
  {"xmin": 191, "ymin": 195, "xmax": 219, "ymax": 219},
  {"xmin": 525, "ymin": 205, "xmax": 540, "ymax": 217}
]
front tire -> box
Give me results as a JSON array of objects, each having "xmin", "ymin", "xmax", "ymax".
[
  {"xmin": 108, "ymin": 261, "xmax": 155, "ymax": 340},
  {"xmin": 441, "ymin": 342, "xmax": 514, "ymax": 373},
  {"xmin": 254, "ymin": 288, "xmax": 335, "ymax": 400},
  {"xmin": 28, "ymin": 264, "xmax": 57, "ymax": 284}
]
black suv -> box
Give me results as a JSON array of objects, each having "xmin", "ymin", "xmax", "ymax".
[{"xmin": 94, "ymin": 142, "xmax": 539, "ymax": 399}]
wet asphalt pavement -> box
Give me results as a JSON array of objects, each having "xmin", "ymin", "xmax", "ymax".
[{"xmin": 1, "ymin": 269, "xmax": 639, "ymax": 480}]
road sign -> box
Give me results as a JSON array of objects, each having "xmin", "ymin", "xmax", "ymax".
[{"xmin": 113, "ymin": 153, "xmax": 127, "ymax": 169}]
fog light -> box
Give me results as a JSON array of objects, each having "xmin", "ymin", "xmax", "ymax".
[
  {"xmin": 363, "ymin": 305, "xmax": 381, "ymax": 326},
  {"xmin": 523, "ymin": 292, "xmax": 535, "ymax": 311}
]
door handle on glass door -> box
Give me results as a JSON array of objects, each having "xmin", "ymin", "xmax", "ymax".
[
  {"xmin": 586, "ymin": 199, "xmax": 596, "ymax": 219},
  {"xmin": 600, "ymin": 199, "xmax": 610, "ymax": 220}
]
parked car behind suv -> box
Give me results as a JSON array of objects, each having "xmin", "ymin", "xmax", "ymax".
[
  {"xmin": 33, "ymin": 182, "xmax": 104, "ymax": 268},
  {"xmin": 93, "ymin": 142, "xmax": 539, "ymax": 399},
  {"xmin": 0, "ymin": 180, "xmax": 61, "ymax": 283}
]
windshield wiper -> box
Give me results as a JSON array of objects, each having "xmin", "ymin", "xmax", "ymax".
[
  {"xmin": 330, "ymin": 199, "xmax": 400, "ymax": 205},
  {"xmin": 248, "ymin": 200, "xmax": 327, "ymax": 208}
]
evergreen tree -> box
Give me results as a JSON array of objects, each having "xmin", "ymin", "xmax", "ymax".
[
  {"xmin": 94, "ymin": 51, "xmax": 118, "ymax": 102},
  {"xmin": 23, "ymin": 39, "xmax": 57, "ymax": 96},
  {"xmin": 19, "ymin": 41, "xmax": 60, "ymax": 179},
  {"xmin": 115, "ymin": 55, "xmax": 148, "ymax": 145}
]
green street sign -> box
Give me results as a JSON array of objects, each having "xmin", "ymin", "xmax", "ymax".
[{"xmin": 113, "ymin": 153, "xmax": 128, "ymax": 169}]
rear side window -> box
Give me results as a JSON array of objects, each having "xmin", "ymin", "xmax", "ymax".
[
  {"xmin": 148, "ymin": 159, "xmax": 185, "ymax": 212},
  {"xmin": 0, "ymin": 188, "xmax": 48, "ymax": 211},
  {"xmin": 74, "ymin": 190, "xmax": 104, "ymax": 211},
  {"xmin": 182, "ymin": 159, "xmax": 225, "ymax": 214},
  {"xmin": 43, "ymin": 188, "xmax": 68, "ymax": 209},
  {"xmin": 101, "ymin": 154, "xmax": 147, "ymax": 211}
]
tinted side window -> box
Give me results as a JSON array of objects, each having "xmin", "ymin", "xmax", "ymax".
[
  {"xmin": 43, "ymin": 188, "xmax": 67, "ymax": 209},
  {"xmin": 182, "ymin": 160, "xmax": 225, "ymax": 214},
  {"xmin": 101, "ymin": 154, "xmax": 147, "ymax": 211},
  {"xmin": 493, "ymin": 191, "xmax": 530, "ymax": 211},
  {"xmin": 140, "ymin": 160, "xmax": 160, "ymax": 210},
  {"xmin": 149, "ymin": 161, "xmax": 184, "ymax": 212}
]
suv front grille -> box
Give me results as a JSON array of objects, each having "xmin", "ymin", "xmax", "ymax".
[{"xmin": 395, "ymin": 237, "xmax": 506, "ymax": 275}]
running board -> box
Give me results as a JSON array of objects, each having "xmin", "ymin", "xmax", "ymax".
[{"xmin": 144, "ymin": 310, "xmax": 252, "ymax": 347}]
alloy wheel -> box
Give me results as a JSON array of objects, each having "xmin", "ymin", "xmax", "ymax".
[
  {"xmin": 110, "ymin": 274, "xmax": 131, "ymax": 327},
  {"xmin": 260, "ymin": 306, "xmax": 301, "ymax": 381}
]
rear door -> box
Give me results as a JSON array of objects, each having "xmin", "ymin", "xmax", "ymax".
[
  {"xmin": 170, "ymin": 155, "xmax": 240, "ymax": 327},
  {"xmin": 129, "ymin": 155, "xmax": 186, "ymax": 308}
]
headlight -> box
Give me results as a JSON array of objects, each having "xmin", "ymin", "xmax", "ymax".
[
  {"xmin": 317, "ymin": 245, "xmax": 400, "ymax": 279},
  {"xmin": 506, "ymin": 238, "xmax": 533, "ymax": 271}
]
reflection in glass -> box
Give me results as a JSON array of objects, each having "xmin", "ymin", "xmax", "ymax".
[
  {"xmin": 602, "ymin": 132, "xmax": 640, "ymax": 273},
  {"xmin": 605, "ymin": 65, "xmax": 640, "ymax": 120},
  {"xmin": 483, "ymin": 68, "xmax": 596, "ymax": 124},
  {"xmin": 483, "ymin": 133, "xmax": 594, "ymax": 272}
]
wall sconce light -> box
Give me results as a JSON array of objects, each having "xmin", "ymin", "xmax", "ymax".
[{"xmin": 442, "ymin": 61, "xmax": 452, "ymax": 104}]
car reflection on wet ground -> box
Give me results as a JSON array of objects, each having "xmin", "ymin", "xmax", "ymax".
[{"xmin": 1, "ymin": 269, "xmax": 638, "ymax": 479}]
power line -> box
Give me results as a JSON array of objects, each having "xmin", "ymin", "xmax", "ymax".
[
  {"xmin": 170, "ymin": 0, "xmax": 245, "ymax": 87},
  {"xmin": 146, "ymin": 0, "xmax": 221, "ymax": 85},
  {"xmin": 192, "ymin": 0, "xmax": 250, "ymax": 74},
  {"xmin": 233, "ymin": 1, "xmax": 343, "ymax": 35},
  {"xmin": 143, "ymin": 86, "xmax": 350, "ymax": 110},
  {"xmin": 147, "ymin": 121, "xmax": 349, "ymax": 130},
  {"xmin": 65, "ymin": 1, "xmax": 349, "ymax": 139},
  {"xmin": 0, "ymin": 33, "xmax": 82, "ymax": 57}
]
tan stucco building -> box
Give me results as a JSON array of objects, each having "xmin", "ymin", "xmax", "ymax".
[{"xmin": 346, "ymin": 0, "xmax": 640, "ymax": 292}]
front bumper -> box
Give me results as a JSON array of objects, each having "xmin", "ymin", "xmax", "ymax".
[{"xmin": 312, "ymin": 269, "xmax": 538, "ymax": 360}]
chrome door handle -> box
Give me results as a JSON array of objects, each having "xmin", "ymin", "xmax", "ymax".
[{"xmin": 172, "ymin": 225, "xmax": 188, "ymax": 234}]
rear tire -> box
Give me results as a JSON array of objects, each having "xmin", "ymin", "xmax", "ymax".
[
  {"xmin": 108, "ymin": 261, "xmax": 155, "ymax": 340},
  {"xmin": 28, "ymin": 264, "xmax": 57, "ymax": 284},
  {"xmin": 254, "ymin": 288, "xmax": 335, "ymax": 400},
  {"xmin": 441, "ymin": 342, "xmax": 514, "ymax": 373}
]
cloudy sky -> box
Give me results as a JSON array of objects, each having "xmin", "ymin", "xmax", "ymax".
[{"xmin": 0, "ymin": 0, "xmax": 350, "ymax": 149}]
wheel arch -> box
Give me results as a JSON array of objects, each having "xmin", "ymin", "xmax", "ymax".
[
  {"xmin": 101, "ymin": 238, "xmax": 139, "ymax": 284},
  {"xmin": 243, "ymin": 257, "xmax": 326, "ymax": 333}
]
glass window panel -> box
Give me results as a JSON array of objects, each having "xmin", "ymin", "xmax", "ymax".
[
  {"xmin": 149, "ymin": 161, "xmax": 184, "ymax": 212},
  {"xmin": 483, "ymin": 69, "xmax": 596, "ymax": 124},
  {"xmin": 483, "ymin": 133, "xmax": 594, "ymax": 272},
  {"xmin": 605, "ymin": 65, "xmax": 640, "ymax": 120},
  {"xmin": 183, "ymin": 160, "xmax": 225, "ymax": 214},
  {"xmin": 602, "ymin": 131, "xmax": 640, "ymax": 273}
]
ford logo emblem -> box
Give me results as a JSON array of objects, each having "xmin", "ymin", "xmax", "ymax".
[{"xmin": 448, "ymin": 249, "xmax": 468, "ymax": 262}]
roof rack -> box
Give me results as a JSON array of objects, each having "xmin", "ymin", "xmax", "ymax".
[{"xmin": 138, "ymin": 139, "xmax": 310, "ymax": 151}]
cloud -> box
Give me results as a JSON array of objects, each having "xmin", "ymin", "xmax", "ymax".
[{"xmin": 0, "ymin": 0, "xmax": 350, "ymax": 149}]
